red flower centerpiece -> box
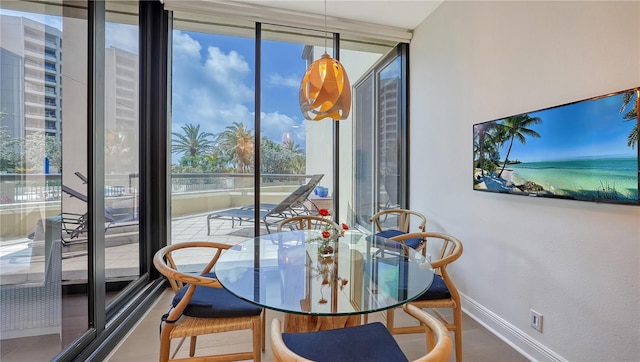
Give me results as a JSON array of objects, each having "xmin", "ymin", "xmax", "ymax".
[{"xmin": 311, "ymin": 208, "xmax": 349, "ymax": 257}]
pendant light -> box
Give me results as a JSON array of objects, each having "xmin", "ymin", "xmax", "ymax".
[{"xmin": 299, "ymin": 1, "xmax": 351, "ymax": 121}]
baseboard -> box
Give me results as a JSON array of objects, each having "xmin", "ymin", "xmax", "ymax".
[{"xmin": 460, "ymin": 292, "xmax": 567, "ymax": 362}]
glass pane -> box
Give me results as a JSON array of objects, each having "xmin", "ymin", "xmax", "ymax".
[
  {"xmin": 260, "ymin": 24, "xmax": 329, "ymax": 227},
  {"xmin": 104, "ymin": 0, "xmax": 139, "ymax": 306},
  {"xmin": 354, "ymin": 74, "xmax": 375, "ymax": 227},
  {"xmin": 377, "ymin": 57, "xmax": 402, "ymax": 215},
  {"xmin": 340, "ymin": 40, "xmax": 396, "ymax": 229},
  {"xmin": 170, "ymin": 12, "xmax": 256, "ymax": 244},
  {"xmin": 0, "ymin": 0, "xmax": 88, "ymax": 358}
]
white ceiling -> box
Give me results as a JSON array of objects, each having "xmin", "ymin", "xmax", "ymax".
[{"xmin": 233, "ymin": 0, "xmax": 443, "ymax": 30}]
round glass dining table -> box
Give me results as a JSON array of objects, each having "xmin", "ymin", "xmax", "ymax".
[{"xmin": 214, "ymin": 230, "xmax": 434, "ymax": 332}]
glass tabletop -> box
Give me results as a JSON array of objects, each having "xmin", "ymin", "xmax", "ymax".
[{"xmin": 214, "ymin": 230, "xmax": 434, "ymax": 316}]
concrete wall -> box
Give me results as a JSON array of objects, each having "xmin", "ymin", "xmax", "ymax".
[{"xmin": 410, "ymin": 1, "xmax": 639, "ymax": 361}]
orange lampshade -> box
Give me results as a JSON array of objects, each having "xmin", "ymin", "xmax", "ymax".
[{"xmin": 299, "ymin": 52, "xmax": 351, "ymax": 121}]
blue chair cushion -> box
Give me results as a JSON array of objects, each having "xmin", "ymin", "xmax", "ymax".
[
  {"xmin": 282, "ymin": 322, "xmax": 408, "ymax": 362},
  {"xmin": 172, "ymin": 273, "xmax": 262, "ymax": 318},
  {"xmin": 415, "ymin": 274, "xmax": 451, "ymax": 300},
  {"xmin": 373, "ymin": 229, "xmax": 424, "ymax": 250}
]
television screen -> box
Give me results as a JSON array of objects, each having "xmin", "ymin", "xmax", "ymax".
[{"xmin": 473, "ymin": 87, "xmax": 639, "ymax": 205}]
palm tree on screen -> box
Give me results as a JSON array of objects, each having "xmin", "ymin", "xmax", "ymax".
[
  {"xmin": 216, "ymin": 122, "xmax": 254, "ymax": 172},
  {"xmin": 171, "ymin": 124, "xmax": 214, "ymax": 157},
  {"xmin": 497, "ymin": 114, "xmax": 542, "ymax": 178},
  {"xmin": 474, "ymin": 124, "xmax": 502, "ymax": 176},
  {"xmin": 619, "ymin": 90, "xmax": 638, "ymax": 149}
]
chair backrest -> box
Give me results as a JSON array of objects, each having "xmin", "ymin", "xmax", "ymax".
[
  {"xmin": 307, "ymin": 174, "xmax": 324, "ymax": 189},
  {"xmin": 269, "ymin": 174, "xmax": 324, "ymax": 215},
  {"xmin": 153, "ymin": 241, "xmax": 230, "ymax": 293},
  {"xmin": 277, "ymin": 215, "xmax": 340, "ymax": 232},
  {"xmin": 370, "ymin": 208, "xmax": 427, "ymax": 233},
  {"xmin": 404, "ymin": 304, "xmax": 453, "ymax": 362},
  {"xmin": 391, "ymin": 232, "xmax": 463, "ymax": 298},
  {"xmin": 269, "ymin": 302, "xmax": 453, "ymax": 362}
]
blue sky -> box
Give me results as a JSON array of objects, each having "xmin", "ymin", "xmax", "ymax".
[
  {"xmin": 171, "ymin": 30, "xmax": 310, "ymax": 158},
  {"xmin": 493, "ymin": 91, "xmax": 638, "ymax": 162},
  {"xmin": 0, "ymin": 9, "xmax": 311, "ymax": 162}
]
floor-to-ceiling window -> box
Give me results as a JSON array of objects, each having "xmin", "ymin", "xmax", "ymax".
[
  {"xmin": 169, "ymin": 11, "xmax": 257, "ymax": 244},
  {"xmin": 0, "ymin": 1, "xmax": 159, "ymax": 360},
  {"xmin": 168, "ymin": 11, "xmax": 401, "ymax": 245},
  {"xmin": 0, "ymin": 1, "xmax": 90, "ymax": 357}
]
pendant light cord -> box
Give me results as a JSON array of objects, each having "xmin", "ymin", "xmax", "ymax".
[{"xmin": 324, "ymin": 0, "xmax": 327, "ymax": 52}]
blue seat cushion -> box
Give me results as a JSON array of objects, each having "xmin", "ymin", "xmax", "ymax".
[
  {"xmin": 373, "ymin": 229, "xmax": 424, "ymax": 250},
  {"xmin": 282, "ymin": 322, "xmax": 408, "ymax": 362},
  {"xmin": 415, "ymin": 274, "xmax": 451, "ymax": 300},
  {"xmin": 172, "ymin": 273, "xmax": 262, "ymax": 318}
]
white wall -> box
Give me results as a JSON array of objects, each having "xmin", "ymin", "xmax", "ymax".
[{"xmin": 410, "ymin": 1, "xmax": 639, "ymax": 361}]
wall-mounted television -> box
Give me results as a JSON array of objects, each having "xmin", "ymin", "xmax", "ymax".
[{"xmin": 473, "ymin": 87, "xmax": 639, "ymax": 205}]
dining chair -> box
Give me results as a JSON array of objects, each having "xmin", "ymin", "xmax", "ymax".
[
  {"xmin": 153, "ymin": 241, "xmax": 265, "ymax": 362},
  {"xmin": 271, "ymin": 303, "xmax": 452, "ymax": 362},
  {"xmin": 277, "ymin": 215, "xmax": 341, "ymax": 232},
  {"xmin": 369, "ymin": 208, "xmax": 427, "ymax": 254},
  {"xmin": 387, "ymin": 232, "xmax": 464, "ymax": 362}
]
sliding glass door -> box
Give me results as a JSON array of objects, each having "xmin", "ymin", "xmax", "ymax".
[{"xmin": 353, "ymin": 44, "xmax": 409, "ymax": 230}]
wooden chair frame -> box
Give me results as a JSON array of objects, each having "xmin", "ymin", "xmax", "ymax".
[
  {"xmin": 277, "ymin": 215, "xmax": 341, "ymax": 232},
  {"xmin": 153, "ymin": 241, "xmax": 265, "ymax": 362},
  {"xmin": 369, "ymin": 208, "xmax": 427, "ymax": 252},
  {"xmin": 271, "ymin": 304, "xmax": 452, "ymax": 362},
  {"xmin": 387, "ymin": 232, "xmax": 463, "ymax": 362}
]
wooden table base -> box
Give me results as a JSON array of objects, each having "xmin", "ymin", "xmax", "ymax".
[{"xmin": 283, "ymin": 314, "xmax": 361, "ymax": 333}]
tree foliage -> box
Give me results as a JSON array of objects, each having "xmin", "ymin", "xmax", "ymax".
[
  {"xmin": 24, "ymin": 132, "xmax": 61, "ymax": 172},
  {"xmin": 620, "ymin": 90, "xmax": 638, "ymax": 149},
  {"xmin": 172, "ymin": 124, "xmax": 214, "ymax": 157},
  {"xmin": 0, "ymin": 125, "xmax": 21, "ymax": 172},
  {"xmin": 215, "ymin": 122, "xmax": 254, "ymax": 172}
]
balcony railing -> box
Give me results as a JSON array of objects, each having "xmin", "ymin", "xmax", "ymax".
[{"xmin": 0, "ymin": 173, "xmax": 311, "ymax": 204}]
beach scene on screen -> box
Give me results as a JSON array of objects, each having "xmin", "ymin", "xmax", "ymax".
[{"xmin": 473, "ymin": 89, "xmax": 639, "ymax": 204}]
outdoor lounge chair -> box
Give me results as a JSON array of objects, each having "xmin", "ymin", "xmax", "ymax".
[
  {"xmin": 241, "ymin": 174, "xmax": 323, "ymax": 214},
  {"xmin": 28, "ymin": 184, "xmax": 139, "ymax": 245},
  {"xmin": 206, "ymin": 176, "xmax": 323, "ymax": 235}
]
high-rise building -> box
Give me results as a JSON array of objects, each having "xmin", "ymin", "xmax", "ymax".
[{"xmin": 0, "ymin": 15, "xmax": 63, "ymax": 142}]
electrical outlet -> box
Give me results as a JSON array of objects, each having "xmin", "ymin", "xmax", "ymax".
[{"xmin": 530, "ymin": 309, "xmax": 543, "ymax": 332}]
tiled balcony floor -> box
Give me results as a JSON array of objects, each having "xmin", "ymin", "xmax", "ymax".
[{"xmin": 0, "ymin": 212, "xmax": 267, "ymax": 286}]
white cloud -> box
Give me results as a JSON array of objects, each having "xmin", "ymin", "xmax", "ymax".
[
  {"xmin": 267, "ymin": 73, "xmax": 301, "ymax": 88},
  {"xmin": 173, "ymin": 31, "xmax": 201, "ymax": 60},
  {"xmin": 260, "ymin": 112, "xmax": 305, "ymax": 147},
  {"xmin": 171, "ymin": 32, "xmax": 255, "ymax": 140},
  {"xmin": 106, "ymin": 22, "xmax": 138, "ymax": 54},
  {"xmin": 170, "ymin": 31, "xmax": 308, "ymax": 163},
  {"xmin": 203, "ymin": 47, "xmax": 253, "ymax": 101}
]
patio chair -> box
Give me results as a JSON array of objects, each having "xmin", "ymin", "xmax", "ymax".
[
  {"xmin": 57, "ymin": 185, "xmax": 138, "ymax": 244},
  {"xmin": 271, "ymin": 304, "xmax": 452, "ymax": 362},
  {"xmin": 206, "ymin": 177, "xmax": 322, "ymax": 235},
  {"xmin": 243, "ymin": 174, "xmax": 323, "ymax": 214}
]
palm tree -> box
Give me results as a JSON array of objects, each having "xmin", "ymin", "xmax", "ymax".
[
  {"xmin": 171, "ymin": 124, "xmax": 214, "ymax": 157},
  {"xmin": 497, "ymin": 114, "xmax": 542, "ymax": 178},
  {"xmin": 619, "ymin": 90, "xmax": 638, "ymax": 149},
  {"xmin": 215, "ymin": 122, "xmax": 254, "ymax": 172}
]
